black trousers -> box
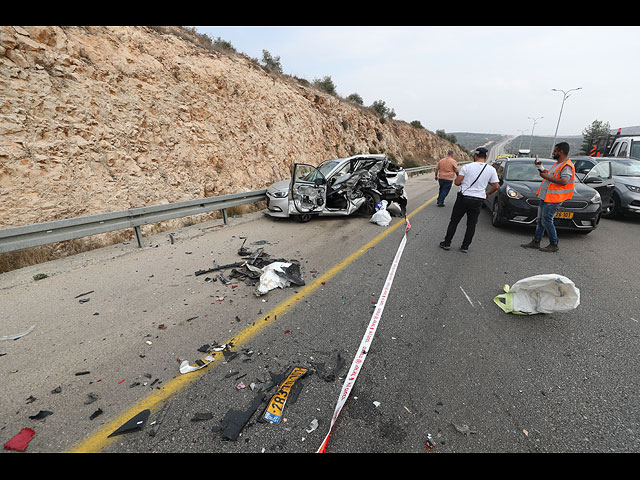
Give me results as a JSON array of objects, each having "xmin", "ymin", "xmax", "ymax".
[{"xmin": 443, "ymin": 193, "xmax": 484, "ymax": 248}]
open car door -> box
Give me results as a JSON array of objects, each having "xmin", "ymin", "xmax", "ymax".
[
  {"xmin": 290, "ymin": 163, "xmax": 327, "ymax": 214},
  {"xmin": 582, "ymin": 161, "xmax": 615, "ymax": 216}
]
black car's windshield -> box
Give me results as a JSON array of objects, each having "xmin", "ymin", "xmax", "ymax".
[
  {"xmin": 505, "ymin": 161, "xmax": 554, "ymax": 181},
  {"xmin": 611, "ymin": 159, "xmax": 640, "ymax": 176}
]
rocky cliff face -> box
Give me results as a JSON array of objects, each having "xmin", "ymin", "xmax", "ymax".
[{"xmin": 0, "ymin": 26, "xmax": 465, "ymax": 236}]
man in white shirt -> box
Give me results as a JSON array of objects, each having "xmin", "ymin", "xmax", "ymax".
[{"xmin": 439, "ymin": 147, "xmax": 499, "ymax": 253}]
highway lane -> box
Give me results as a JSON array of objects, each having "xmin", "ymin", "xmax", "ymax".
[
  {"xmin": 104, "ymin": 183, "xmax": 639, "ymax": 453},
  {"xmin": 2, "ymin": 172, "xmax": 639, "ymax": 453}
]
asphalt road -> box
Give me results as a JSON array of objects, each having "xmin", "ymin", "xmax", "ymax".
[{"xmin": 2, "ymin": 172, "xmax": 639, "ymax": 453}]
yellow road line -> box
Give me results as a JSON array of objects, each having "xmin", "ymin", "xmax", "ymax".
[{"xmin": 68, "ymin": 194, "xmax": 437, "ymax": 453}]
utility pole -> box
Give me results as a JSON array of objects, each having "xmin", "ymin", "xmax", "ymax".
[{"xmin": 550, "ymin": 87, "xmax": 582, "ymax": 156}]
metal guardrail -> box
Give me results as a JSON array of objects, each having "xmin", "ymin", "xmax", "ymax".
[
  {"xmin": 0, "ymin": 162, "xmax": 470, "ymax": 255},
  {"xmin": 0, "ymin": 189, "xmax": 267, "ymax": 254}
]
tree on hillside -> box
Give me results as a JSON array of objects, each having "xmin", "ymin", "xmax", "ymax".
[
  {"xmin": 370, "ymin": 100, "xmax": 395, "ymax": 120},
  {"xmin": 347, "ymin": 93, "xmax": 364, "ymax": 105},
  {"xmin": 436, "ymin": 129, "xmax": 457, "ymax": 144},
  {"xmin": 261, "ymin": 50, "xmax": 282, "ymax": 73},
  {"xmin": 313, "ymin": 76, "xmax": 337, "ymax": 96},
  {"xmin": 580, "ymin": 119, "xmax": 610, "ymax": 154}
]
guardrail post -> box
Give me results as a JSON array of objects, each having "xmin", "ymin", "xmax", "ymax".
[
  {"xmin": 222, "ymin": 209, "xmax": 228, "ymax": 224},
  {"xmin": 134, "ymin": 226, "xmax": 144, "ymax": 248}
]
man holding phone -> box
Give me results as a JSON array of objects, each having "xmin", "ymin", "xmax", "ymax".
[{"xmin": 521, "ymin": 142, "xmax": 575, "ymax": 252}]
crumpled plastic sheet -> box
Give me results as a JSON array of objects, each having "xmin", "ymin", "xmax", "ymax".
[
  {"xmin": 370, "ymin": 200, "xmax": 391, "ymax": 227},
  {"xmin": 255, "ymin": 262, "xmax": 304, "ymax": 296},
  {"xmin": 4, "ymin": 428, "xmax": 35, "ymax": 451}
]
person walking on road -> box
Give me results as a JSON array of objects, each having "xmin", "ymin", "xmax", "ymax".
[
  {"xmin": 521, "ymin": 142, "xmax": 575, "ymax": 253},
  {"xmin": 439, "ymin": 147, "xmax": 499, "ymax": 253},
  {"xmin": 434, "ymin": 150, "xmax": 459, "ymax": 207}
]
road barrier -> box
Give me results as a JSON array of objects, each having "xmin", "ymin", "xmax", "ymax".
[
  {"xmin": 0, "ymin": 190, "xmax": 267, "ymax": 254},
  {"xmin": 0, "ymin": 162, "xmax": 467, "ymax": 255}
]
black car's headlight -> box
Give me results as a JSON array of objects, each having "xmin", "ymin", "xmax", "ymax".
[
  {"xmin": 624, "ymin": 184, "xmax": 640, "ymax": 193},
  {"xmin": 506, "ymin": 186, "xmax": 523, "ymax": 199},
  {"xmin": 590, "ymin": 192, "xmax": 601, "ymax": 204},
  {"xmin": 270, "ymin": 191, "xmax": 288, "ymax": 198}
]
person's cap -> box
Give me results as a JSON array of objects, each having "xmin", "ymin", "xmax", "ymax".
[
  {"xmin": 447, "ymin": 149, "xmax": 454, "ymax": 155},
  {"xmin": 475, "ymin": 147, "xmax": 488, "ymax": 155}
]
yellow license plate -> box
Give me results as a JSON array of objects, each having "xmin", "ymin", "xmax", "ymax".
[
  {"xmin": 263, "ymin": 367, "xmax": 308, "ymax": 424},
  {"xmin": 555, "ymin": 211, "xmax": 573, "ymax": 218}
]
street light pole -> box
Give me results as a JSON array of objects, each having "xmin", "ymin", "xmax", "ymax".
[
  {"xmin": 528, "ymin": 116, "xmax": 543, "ymax": 151},
  {"xmin": 550, "ymin": 87, "xmax": 582, "ymax": 156}
]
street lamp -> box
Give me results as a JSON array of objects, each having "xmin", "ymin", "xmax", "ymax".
[
  {"xmin": 550, "ymin": 87, "xmax": 582, "ymax": 156},
  {"xmin": 517, "ymin": 129, "xmax": 528, "ymax": 150},
  {"xmin": 528, "ymin": 116, "xmax": 543, "ymax": 151}
]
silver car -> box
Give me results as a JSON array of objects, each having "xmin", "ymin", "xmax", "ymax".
[
  {"xmin": 265, "ymin": 154, "xmax": 408, "ymax": 222},
  {"xmin": 573, "ymin": 156, "xmax": 640, "ymax": 217}
]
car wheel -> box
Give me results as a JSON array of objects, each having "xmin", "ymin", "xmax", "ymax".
[
  {"xmin": 361, "ymin": 191, "xmax": 381, "ymax": 216},
  {"xmin": 295, "ymin": 213, "xmax": 313, "ymax": 223},
  {"xmin": 491, "ymin": 200, "xmax": 504, "ymax": 227}
]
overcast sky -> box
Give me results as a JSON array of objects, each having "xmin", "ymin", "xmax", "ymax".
[{"xmin": 192, "ymin": 26, "xmax": 640, "ymax": 138}]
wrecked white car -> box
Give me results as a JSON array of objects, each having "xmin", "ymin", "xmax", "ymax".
[{"xmin": 265, "ymin": 154, "xmax": 408, "ymax": 222}]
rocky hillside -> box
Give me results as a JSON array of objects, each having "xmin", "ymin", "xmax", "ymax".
[{"xmin": 0, "ymin": 26, "xmax": 466, "ymax": 261}]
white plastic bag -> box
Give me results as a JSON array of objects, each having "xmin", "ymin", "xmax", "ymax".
[
  {"xmin": 370, "ymin": 200, "xmax": 391, "ymax": 227},
  {"xmin": 494, "ymin": 274, "xmax": 580, "ymax": 315}
]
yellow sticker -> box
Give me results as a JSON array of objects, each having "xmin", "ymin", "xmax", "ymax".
[{"xmin": 263, "ymin": 367, "xmax": 308, "ymax": 424}]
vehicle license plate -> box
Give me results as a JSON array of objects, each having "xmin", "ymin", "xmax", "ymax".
[
  {"xmin": 262, "ymin": 367, "xmax": 308, "ymax": 424},
  {"xmin": 555, "ymin": 211, "xmax": 573, "ymax": 218}
]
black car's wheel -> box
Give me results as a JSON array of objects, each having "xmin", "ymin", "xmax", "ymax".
[
  {"xmin": 602, "ymin": 193, "xmax": 621, "ymax": 218},
  {"xmin": 491, "ymin": 200, "xmax": 504, "ymax": 227}
]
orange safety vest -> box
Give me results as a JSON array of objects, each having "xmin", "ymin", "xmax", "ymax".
[{"xmin": 536, "ymin": 159, "xmax": 575, "ymax": 203}]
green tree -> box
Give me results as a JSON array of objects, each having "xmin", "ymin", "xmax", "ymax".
[
  {"xmin": 580, "ymin": 119, "xmax": 610, "ymax": 154},
  {"xmin": 346, "ymin": 93, "xmax": 364, "ymax": 105},
  {"xmin": 370, "ymin": 100, "xmax": 395, "ymax": 119},
  {"xmin": 313, "ymin": 76, "xmax": 337, "ymax": 95},
  {"xmin": 261, "ymin": 50, "xmax": 282, "ymax": 73}
]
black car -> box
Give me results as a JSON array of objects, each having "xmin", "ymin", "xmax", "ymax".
[
  {"xmin": 484, "ymin": 157, "xmax": 613, "ymax": 234},
  {"xmin": 572, "ymin": 156, "xmax": 640, "ymax": 217}
]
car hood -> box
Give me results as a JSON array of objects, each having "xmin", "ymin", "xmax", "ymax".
[
  {"xmin": 506, "ymin": 180, "xmax": 596, "ymax": 199},
  {"xmin": 267, "ymin": 179, "xmax": 291, "ymax": 193},
  {"xmin": 613, "ymin": 175, "xmax": 640, "ymax": 187}
]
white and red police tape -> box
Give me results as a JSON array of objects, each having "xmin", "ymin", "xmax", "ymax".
[{"xmin": 317, "ymin": 216, "xmax": 411, "ymax": 453}]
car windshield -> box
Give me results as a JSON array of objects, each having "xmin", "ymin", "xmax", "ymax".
[
  {"xmin": 505, "ymin": 161, "xmax": 554, "ymax": 181},
  {"xmin": 611, "ymin": 159, "xmax": 640, "ymax": 176},
  {"xmin": 316, "ymin": 160, "xmax": 341, "ymax": 177}
]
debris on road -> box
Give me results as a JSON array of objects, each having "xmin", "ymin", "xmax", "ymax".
[
  {"xmin": 217, "ymin": 393, "xmax": 266, "ymax": 441},
  {"xmin": 28, "ymin": 410, "xmax": 53, "ymax": 420},
  {"xmin": 370, "ymin": 200, "xmax": 392, "ymax": 227},
  {"xmin": 4, "ymin": 427, "xmax": 35, "ymax": 451},
  {"xmin": 494, "ymin": 274, "xmax": 581, "ymax": 315},
  {"xmin": 452, "ymin": 423, "xmax": 477, "ymax": 436},
  {"xmin": 262, "ymin": 367, "xmax": 309, "ymax": 424},
  {"xmin": 1, "ymin": 324, "xmax": 35, "ymax": 341},
  {"xmin": 107, "ymin": 409, "xmax": 150, "ymax": 438}
]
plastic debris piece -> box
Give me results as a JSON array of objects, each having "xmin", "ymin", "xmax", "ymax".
[
  {"xmin": 219, "ymin": 393, "xmax": 266, "ymax": 441},
  {"xmin": 179, "ymin": 354, "xmax": 216, "ymax": 374},
  {"xmin": 107, "ymin": 409, "xmax": 150, "ymax": 437},
  {"xmin": 29, "ymin": 410, "xmax": 53, "ymax": 420},
  {"xmin": 84, "ymin": 393, "xmax": 98, "ymax": 404},
  {"xmin": 4, "ymin": 428, "xmax": 35, "ymax": 451},
  {"xmin": 255, "ymin": 262, "xmax": 305, "ymax": 296},
  {"xmin": 191, "ymin": 412, "xmax": 213, "ymax": 422},
  {"xmin": 370, "ymin": 200, "xmax": 391, "ymax": 226},
  {"xmin": 452, "ymin": 423, "xmax": 477, "ymax": 436},
  {"xmin": 1, "ymin": 325, "xmax": 35, "ymax": 341},
  {"xmin": 306, "ymin": 419, "xmax": 319, "ymax": 433},
  {"xmin": 33, "ymin": 273, "xmax": 47, "ymax": 281},
  {"xmin": 74, "ymin": 291, "xmax": 94, "ymax": 298},
  {"xmin": 90, "ymin": 408, "xmax": 103, "ymax": 420}
]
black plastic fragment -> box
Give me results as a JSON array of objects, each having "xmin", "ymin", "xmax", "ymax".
[
  {"xmin": 107, "ymin": 409, "xmax": 150, "ymax": 437},
  {"xmin": 29, "ymin": 410, "xmax": 53, "ymax": 420},
  {"xmin": 219, "ymin": 393, "xmax": 266, "ymax": 441}
]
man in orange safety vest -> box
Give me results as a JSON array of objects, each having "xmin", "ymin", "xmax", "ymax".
[{"xmin": 521, "ymin": 142, "xmax": 575, "ymax": 253}]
